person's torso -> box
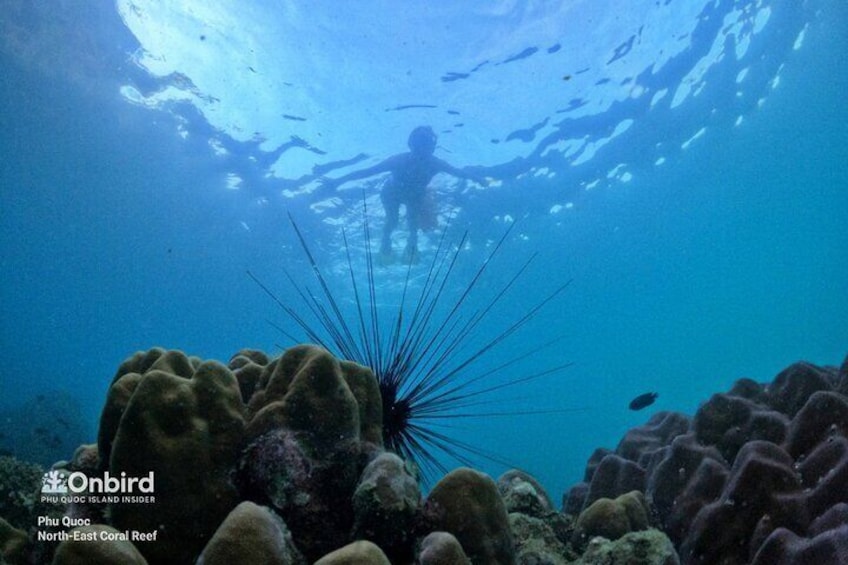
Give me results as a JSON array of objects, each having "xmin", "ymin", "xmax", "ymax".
[{"xmin": 387, "ymin": 153, "xmax": 441, "ymax": 195}]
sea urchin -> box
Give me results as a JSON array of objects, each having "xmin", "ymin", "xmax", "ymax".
[{"xmin": 249, "ymin": 205, "xmax": 573, "ymax": 477}]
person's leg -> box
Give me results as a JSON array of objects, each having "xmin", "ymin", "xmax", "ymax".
[
  {"xmin": 381, "ymin": 190, "xmax": 399, "ymax": 255},
  {"xmin": 404, "ymin": 199, "xmax": 421, "ymax": 262}
]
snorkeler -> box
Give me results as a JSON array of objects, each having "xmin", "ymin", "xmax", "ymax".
[{"xmin": 320, "ymin": 126, "xmax": 486, "ymax": 263}]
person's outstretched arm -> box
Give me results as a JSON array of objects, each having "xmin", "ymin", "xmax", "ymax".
[
  {"xmin": 320, "ymin": 155, "xmax": 398, "ymax": 191},
  {"xmin": 437, "ymin": 158, "xmax": 488, "ymax": 185}
]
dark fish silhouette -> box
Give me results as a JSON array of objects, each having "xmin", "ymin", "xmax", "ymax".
[{"xmin": 629, "ymin": 392, "xmax": 658, "ymax": 411}]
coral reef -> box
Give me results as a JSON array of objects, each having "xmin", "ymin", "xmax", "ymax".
[
  {"xmin": 571, "ymin": 490, "xmax": 650, "ymax": 550},
  {"xmin": 0, "ymin": 456, "xmax": 44, "ymax": 530},
  {"xmin": 313, "ymin": 539, "xmax": 390, "ymax": 564},
  {"xmin": 422, "ymin": 467, "xmax": 515, "ymax": 564},
  {"xmin": 2, "ymin": 344, "xmax": 845, "ymax": 565},
  {"xmin": 351, "ymin": 452, "xmax": 421, "ymax": 562},
  {"xmin": 417, "ymin": 531, "xmax": 471, "ymax": 564},
  {"xmin": 750, "ymin": 503, "xmax": 848, "ymax": 564},
  {"xmin": 0, "ymin": 517, "xmax": 29, "ymax": 565},
  {"xmin": 509, "ymin": 512, "xmax": 573, "ymax": 564},
  {"xmin": 244, "ymin": 345, "xmax": 365, "ymax": 450},
  {"xmin": 196, "ymin": 501, "xmax": 305, "ymax": 565},
  {"xmin": 52, "ymin": 525, "xmax": 148, "ymax": 565},
  {"xmin": 98, "ymin": 349, "xmax": 246, "ymax": 564},
  {"xmin": 0, "ymin": 390, "xmax": 89, "ymax": 468},
  {"xmin": 235, "ymin": 346, "xmax": 379, "ymax": 562},
  {"xmin": 565, "ymin": 355, "xmax": 848, "ymax": 564},
  {"xmin": 498, "ymin": 469, "xmax": 556, "ymax": 516},
  {"xmin": 574, "ymin": 529, "xmax": 680, "ymax": 565},
  {"xmin": 499, "ymin": 469, "xmax": 577, "ymax": 563}
]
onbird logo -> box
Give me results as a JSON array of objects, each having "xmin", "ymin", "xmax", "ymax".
[{"xmin": 41, "ymin": 470, "xmax": 69, "ymax": 494}]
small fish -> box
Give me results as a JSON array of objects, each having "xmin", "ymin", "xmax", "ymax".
[{"xmin": 629, "ymin": 392, "xmax": 658, "ymax": 411}]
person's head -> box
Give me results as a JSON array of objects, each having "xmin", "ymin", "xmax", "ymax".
[{"xmin": 407, "ymin": 126, "xmax": 437, "ymax": 156}]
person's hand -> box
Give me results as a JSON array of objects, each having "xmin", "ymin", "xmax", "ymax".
[{"xmin": 462, "ymin": 166, "xmax": 489, "ymax": 186}]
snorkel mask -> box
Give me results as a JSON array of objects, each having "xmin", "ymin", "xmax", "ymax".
[{"xmin": 408, "ymin": 126, "xmax": 437, "ymax": 156}]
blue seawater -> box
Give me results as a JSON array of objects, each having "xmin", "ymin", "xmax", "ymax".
[{"xmin": 1, "ymin": 1, "xmax": 846, "ymax": 499}]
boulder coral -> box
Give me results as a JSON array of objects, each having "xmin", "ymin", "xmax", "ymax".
[
  {"xmin": 645, "ymin": 433, "xmax": 727, "ymax": 544},
  {"xmin": 312, "ymin": 539, "xmax": 391, "ymax": 565},
  {"xmin": 196, "ymin": 501, "xmax": 305, "ymax": 565},
  {"xmin": 677, "ymin": 440, "xmax": 803, "ymax": 563},
  {"xmin": 499, "ymin": 469, "xmax": 575, "ymax": 563},
  {"xmin": 244, "ymin": 345, "xmax": 382, "ymax": 450},
  {"xmin": 0, "ymin": 517, "xmax": 29, "ymax": 565},
  {"xmin": 62, "ymin": 443, "xmax": 106, "ymax": 527},
  {"xmin": 751, "ymin": 503, "xmax": 848, "ymax": 564},
  {"xmin": 236, "ymin": 425, "xmax": 362, "ymax": 563},
  {"xmin": 509, "ymin": 512, "xmax": 573, "ymax": 564},
  {"xmin": 235, "ymin": 345, "xmax": 383, "ymax": 562},
  {"xmin": 422, "ymin": 467, "xmax": 515, "ymax": 565},
  {"xmin": 565, "ymin": 355, "xmax": 848, "ymax": 564},
  {"xmin": 575, "ymin": 529, "xmax": 680, "ymax": 565},
  {"xmin": 571, "ymin": 490, "xmax": 650, "ymax": 549},
  {"xmin": 498, "ymin": 469, "xmax": 556, "ymax": 517},
  {"xmin": 228, "ymin": 349, "xmax": 270, "ymax": 403},
  {"xmin": 693, "ymin": 392, "xmax": 789, "ymax": 462},
  {"xmin": 564, "ymin": 411, "xmax": 689, "ymax": 514},
  {"xmin": 416, "ymin": 531, "xmax": 471, "ymax": 564},
  {"xmin": 98, "ymin": 349, "xmax": 245, "ymax": 565},
  {"xmin": 52, "ymin": 525, "xmax": 148, "ymax": 565},
  {"xmin": 83, "ymin": 344, "xmax": 389, "ymax": 565},
  {"xmin": 351, "ymin": 452, "xmax": 421, "ymax": 562},
  {"xmin": 97, "ymin": 348, "xmax": 202, "ymax": 468}
]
